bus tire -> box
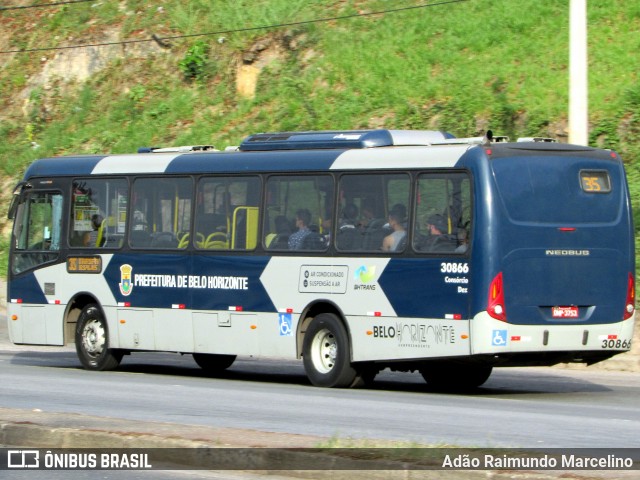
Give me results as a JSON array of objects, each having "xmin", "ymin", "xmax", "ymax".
[
  {"xmin": 303, "ymin": 313, "xmax": 357, "ymax": 388},
  {"xmin": 193, "ymin": 353, "xmax": 236, "ymax": 372},
  {"xmin": 75, "ymin": 303, "xmax": 122, "ymax": 371},
  {"xmin": 420, "ymin": 363, "xmax": 492, "ymax": 390}
]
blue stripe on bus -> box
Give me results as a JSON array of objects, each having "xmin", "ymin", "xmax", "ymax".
[
  {"xmin": 378, "ymin": 258, "xmax": 469, "ymax": 318},
  {"xmin": 103, "ymin": 254, "xmax": 276, "ymax": 312},
  {"xmin": 165, "ymin": 150, "xmax": 344, "ymax": 174},
  {"xmin": 20, "ymin": 147, "xmax": 475, "ymax": 179},
  {"xmin": 8, "ymin": 273, "xmax": 48, "ymax": 305},
  {"xmin": 22, "ymin": 150, "xmax": 343, "ymax": 178},
  {"xmin": 23, "ymin": 156, "xmax": 106, "ymax": 179}
]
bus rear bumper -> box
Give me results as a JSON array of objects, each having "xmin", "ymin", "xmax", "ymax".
[{"xmin": 470, "ymin": 311, "xmax": 635, "ymax": 366}]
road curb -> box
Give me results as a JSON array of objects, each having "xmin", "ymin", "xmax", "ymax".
[
  {"xmin": 0, "ymin": 420, "xmax": 508, "ymax": 479},
  {"xmin": 0, "ymin": 421, "xmax": 206, "ymax": 449},
  {"xmin": 0, "ymin": 413, "xmax": 631, "ymax": 480}
]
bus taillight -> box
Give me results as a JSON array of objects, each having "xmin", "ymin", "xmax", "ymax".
[
  {"xmin": 624, "ymin": 273, "xmax": 635, "ymax": 320},
  {"xmin": 487, "ymin": 272, "xmax": 506, "ymax": 321}
]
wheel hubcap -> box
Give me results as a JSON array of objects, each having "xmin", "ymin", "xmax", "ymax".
[
  {"xmin": 311, "ymin": 328, "xmax": 337, "ymax": 374},
  {"xmin": 82, "ymin": 319, "xmax": 105, "ymax": 357}
]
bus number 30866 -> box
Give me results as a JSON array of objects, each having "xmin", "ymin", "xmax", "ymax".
[
  {"xmin": 440, "ymin": 262, "xmax": 469, "ymax": 274},
  {"xmin": 601, "ymin": 339, "xmax": 632, "ymax": 349}
]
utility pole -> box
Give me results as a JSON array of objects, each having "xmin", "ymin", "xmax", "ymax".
[{"xmin": 569, "ymin": 0, "xmax": 588, "ymax": 145}]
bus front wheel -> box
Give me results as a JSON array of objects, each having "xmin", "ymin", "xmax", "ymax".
[
  {"xmin": 303, "ymin": 313, "xmax": 357, "ymax": 388},
  {"xmin": 75, "ymin": 303, "xmax": 123, "ymax": 371}
]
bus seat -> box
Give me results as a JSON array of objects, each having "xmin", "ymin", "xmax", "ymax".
[
  {"xmin": 177, "ymin": 232, "xmax": 190, "ymax": 249},
  {"xmin": 197, "ymin": 213, "xmax": 228, "ymax": 235},
  {"xmin": 266, "ymin": 214, "xmax": 292, "ymax": 248},
  {"xmin": 102, "ymin": 235, "xmax": 123, "ymax": 248},
  {"xmin": 362, "ymin": 221, "xmax": 390, "ymax": 251},
  {"xmin": 269, "ymin": 233, "xmax": 290, "ymax": 250},
  {"xmin": 301, "ymin": 233, "xmax": 326, "ymax": 251},
  {"xmin": 395, "ymin": 234, "xmax": 408, "ymax": 252},
  {"xmin": 336, "ymin": 226, "xmax": 361, "ymax": 251},
  {"xmin": 150, "ymin": 232, "xmax": 178, "ymax": 248},
  {"xmin": 130, "ymin": 230, "xmax": 151, "ymax": 248},
  {"xmin": 194, "ymin": 232, "xmax": 206, "ymax": 248},
  {"xmin": 265, "ymin": 233, "xmax": 277, "ymax": 248},
  {"xmin": 205, "ymin": 232, "xmax": 229, "ymax": 249},
  {"xmin": 415, "ymin": 233, "xmax": 456, "ymax": 252}
]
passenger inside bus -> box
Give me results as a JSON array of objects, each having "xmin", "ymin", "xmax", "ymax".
[
  {"xmin": 357, "ymin": 200, "xmax": 376, "ymax": 231},
  {"xmin": 418, "ymin": 214, "xmax": 456, "ymax": 252},
  {"xmin": 288, "ymin": 209, "xmax": 312, "ymax": 250},
  {"xmin": 265, "ymin": 215, "xmax": 292, "ymax": 248},
  {"xmin": 381, "ymin": 204, "xmax": 406, "ymax": 252},
  {"xmin": 130, "ymin": 206, "xmax": 151, "ymax": 247},
  {"xmin": 336, "ymin": 203, "xmax": 360, "ymax": 250}
]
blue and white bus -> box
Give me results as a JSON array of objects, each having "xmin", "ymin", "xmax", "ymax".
[{"xmin": 6, "ymin": 130, "xmax": 636, "ymax": 388}]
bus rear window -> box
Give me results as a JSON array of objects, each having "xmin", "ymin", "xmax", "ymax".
[{"xmin": 492, "ymin": 156, "xmax": 621, "ymax": 224}]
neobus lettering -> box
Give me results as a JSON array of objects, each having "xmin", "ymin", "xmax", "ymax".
[{"xmin": 545, "ymin": 249, "xmax": 590, "ymax": 256}]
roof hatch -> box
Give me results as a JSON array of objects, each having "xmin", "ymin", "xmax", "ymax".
[{"xmin": 239, "ymin": 129, "xmax": 455, "ymax": 151}]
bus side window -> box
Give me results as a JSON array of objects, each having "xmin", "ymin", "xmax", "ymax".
[
  {"xmin": 337, "ymin": 173, "xmax": 409, "ymax": 253},
  {"xmin": 129, "ymin": 177, "xmax": 192, "ymax": 249},
  {"xmin": 71, "ymin": 178, "xmax": 128, "ymax": 249},
  {"xmin": 195, "ymin": 176, "xmax": 261, "ymax": 251},
  {"xmin": 413, "ymin": 172, "xmax": 471, "ymax": 254},
  {"xmin": 263, "ymin": 175, "xmax": 332, "ymax": 252}
]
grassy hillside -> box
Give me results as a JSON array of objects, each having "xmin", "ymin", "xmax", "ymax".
[{"xmin": 1, "ymin": 0, "xmax": 640, "ymax": 271}]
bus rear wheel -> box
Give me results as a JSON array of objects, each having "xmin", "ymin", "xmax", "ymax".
[
  {"xmin": 419, "ymin": 362, "xmax": 492, "ymax": 390},
  {"xmin": 75, "ymin": 303, "xmax": 123, "ymax": 371},
  {"xmin": 192, "ymin": 353, "xmax": 236, "ymax": 372},
  {"xmin": 303, "ymin": 313, "xmax": 357, "ymax": 388}
]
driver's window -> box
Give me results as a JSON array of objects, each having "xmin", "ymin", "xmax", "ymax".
[
  {"xmin": 15, "ymin": 192, "xmax": 62, "ymax": 251},
  {"xmin": 12, "ymin": 191, "xmax": 63, "ymax": 274}
]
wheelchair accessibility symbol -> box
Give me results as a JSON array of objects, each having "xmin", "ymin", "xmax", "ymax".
[
  {"xmin": 492, "ymin": 329, "xmax": 508, "ymax": 347},
  {"xmin": 279, "ymin": 313, "xmax": 293, "ymax": 336}
]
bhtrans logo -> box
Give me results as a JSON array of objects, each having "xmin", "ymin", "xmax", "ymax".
[
  {"xmin": 545, "ymin": 250, "xmax": 590, "ymax": 256},
  {"xmin": 354, "ymin": 265, "xmax": 377, "ymax": 291},
  {"xmin": 355, "ymin": 265, "xmax": 376, "ymax": 283}
]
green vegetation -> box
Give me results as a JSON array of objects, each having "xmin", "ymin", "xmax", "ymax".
[
  {"xmin": 1, "ymin": 0, "xmax": 640, "ymax": 267},
  {"xmin": 178, "ymin": 40, "xmax": 210, "ymax": 81}
]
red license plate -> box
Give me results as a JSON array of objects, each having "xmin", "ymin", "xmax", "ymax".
[{"xmin": 552, "ymin": 306, "xmax": 579, "ymax": 318}]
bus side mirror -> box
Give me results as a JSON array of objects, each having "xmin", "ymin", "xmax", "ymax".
[{"xmin": 8, "ymin": 182, "xmax": 29, "ymax": 220}]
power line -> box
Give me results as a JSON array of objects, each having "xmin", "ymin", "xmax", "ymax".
[
  {"xmin": 0, "ymin": 0, "xmax": 469, "ymax": 54},
  {"xmin": 0, "ymin": 0, "xmax": 97, "ymax": 11}
]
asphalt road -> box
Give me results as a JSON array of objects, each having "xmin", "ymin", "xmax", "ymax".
[{"xmin": 2, "ymin": 315, "xmax": 640, "ymax": 449}]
